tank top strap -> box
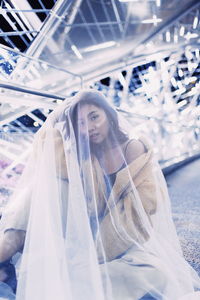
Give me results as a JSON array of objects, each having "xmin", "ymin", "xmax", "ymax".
[{"xmin": 124, "ymin": 139, "xmax": 133, "ymax": 157}]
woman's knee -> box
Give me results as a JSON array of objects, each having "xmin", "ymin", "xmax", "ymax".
[{"xmin": 0, "ymin": 230, "xmax": 25, "ymax": 261}]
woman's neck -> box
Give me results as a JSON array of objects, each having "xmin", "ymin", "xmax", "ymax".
[{"xmin": 94, "ymin": 139, "xmax": 116, "ymax": 158}]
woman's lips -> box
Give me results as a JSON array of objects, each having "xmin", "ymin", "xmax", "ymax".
[{"xmin": 90, "ymin": 133, "xmax": 100, "ymax": 141}]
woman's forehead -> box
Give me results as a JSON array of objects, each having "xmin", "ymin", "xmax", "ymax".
[{"xmin": 78, "ymin": 104, "xmax": 103, "ymax": 117}]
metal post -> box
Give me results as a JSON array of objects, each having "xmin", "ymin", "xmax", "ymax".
[{"xmin": 26, "ymin": 0, "xmax": 83, "ymax": 58}]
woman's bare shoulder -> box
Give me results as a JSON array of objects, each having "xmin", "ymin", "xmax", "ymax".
[{"xmin": 124, "ymin": 139, "xmax": 146, "ymax": 164}]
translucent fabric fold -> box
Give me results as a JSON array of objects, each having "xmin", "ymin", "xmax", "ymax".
[{"xmin": 0, "ymin": 90, "xmax": 200, "ymax": 300}]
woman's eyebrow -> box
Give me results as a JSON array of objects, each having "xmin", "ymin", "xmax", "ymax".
[
  {"xmin": 88, "ymin": 110, "xmax": 98, "ymax": 116},
  {"xmin": 77, "ymin": 110, "xmax": 97, "ymax": 121}
]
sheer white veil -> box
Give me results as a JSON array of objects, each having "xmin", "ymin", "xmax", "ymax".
[{"xmin": 1, "ymin": 89, "xmax": 200, "ymax": 300}]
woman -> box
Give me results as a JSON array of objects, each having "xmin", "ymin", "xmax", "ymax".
[{"xmin": 0, "ymin": 90, "xmax": 199, "ymax": 299}]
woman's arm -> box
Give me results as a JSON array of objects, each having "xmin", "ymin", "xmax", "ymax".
[{"xmin": 124, "ymin": 139, "xmax": 146, "ymax": 164}]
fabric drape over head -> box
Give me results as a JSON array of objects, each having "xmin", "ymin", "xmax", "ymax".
[{"xmin": 1, "ymin": 90, "xmax": 200, "ymax": 300}]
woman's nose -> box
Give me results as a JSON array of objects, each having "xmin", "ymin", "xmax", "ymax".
[{"xmin": 88, "ymin": 121, "xmax": 95, "ymax": 132}]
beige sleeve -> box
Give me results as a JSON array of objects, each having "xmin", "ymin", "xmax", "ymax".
[
  {"xmin": 136, "ymin": 179, "xmax": 157, "ymax": 216},
  {"xmin": 133, "ymin": 160, "xmax": 157, "ymax": 216},
  {"xmin": 95, "ymin": 191, "xmax": 150, "ymax": 263}
]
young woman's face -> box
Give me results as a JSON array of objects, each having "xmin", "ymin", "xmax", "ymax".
[{"xmin": 77, "ymin": 104, "xmax": 110, "ymax": 144}]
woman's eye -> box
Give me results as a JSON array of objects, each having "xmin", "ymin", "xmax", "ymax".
[{"xmin": 91, "ymin": 114, "xmax": 99, "ymax": 121}]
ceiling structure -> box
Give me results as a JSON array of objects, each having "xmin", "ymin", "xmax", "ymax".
[
  {"xmin": 0, "ymin": 0, "xmax": 199, "ymax": 180},
  {"xmin": 0, "ymin": 0, "xmax": 199, "ymax": 87}
]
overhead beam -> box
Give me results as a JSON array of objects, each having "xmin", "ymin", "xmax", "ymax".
[
  {"xmin": 11, "ymin": 0, "xmax": 44, "ymax": 31},
  {"xmin": 0, "ymin": 31, "xmax": 38, "ymax": 37},
  {"xmin": 0, "ymin": 44, "xmax": 82, "ymax": 80},
  {"xmin": 0, "ymin": 81, "xmax": 66, "ymax": 100},
  {"xmin": 54, "ymin": 42, "xmax": 200, "ymax": 95},
  {"xmin": 0, "ymin": 107, "xmax": 34, "ymax": 126},
  {"xmin": 26, "ymin": 0, "xmax": 82, "ymax": 58},
  {"xmin": 11, "ymin": 0, "xmax": 60, "ymax": 55},
  {"xmin": 1, "ymin": 9, "xmax": 51, "ymax": 13},
  {"xmin": 0, "ymin": 95, "xmax": 57, "ymax": 109}
]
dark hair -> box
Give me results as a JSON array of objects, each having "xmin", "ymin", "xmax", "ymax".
[{"xmin": 69, "ymin": 90, "xmax": 128, "ymax": 158}]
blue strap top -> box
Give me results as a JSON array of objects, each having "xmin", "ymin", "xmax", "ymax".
[
  {"xmin": 104, "ymin": 162, "xmax": 126, "ymax": 199},
  {"xmin": 103, "ymin": 139, "xmax": 133, "ymax": 198},
  {"xmin": 90, "ymin": 140, "xmax": 132, "ymax": 237}
]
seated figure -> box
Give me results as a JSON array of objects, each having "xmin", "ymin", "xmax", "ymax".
[{"xmin": 0, "ymin": 90, "xmax": 199, "ymax": 300}]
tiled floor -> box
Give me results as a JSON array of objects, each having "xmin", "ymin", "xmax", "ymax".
[{"xmin": 166, "ymin": 158, "xmax": 200, "ymax": 275}]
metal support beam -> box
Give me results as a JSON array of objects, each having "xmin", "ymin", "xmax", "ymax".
[
  {"xmin": 0, "ymin": 107, "xmax": 34, "ymax": 126},
  {"xmin": 110, "ymin": 0, "xmax": 124, "ymax": 34},
  {"xmin": 0, "ymin": 81, "xmax": 66, "ymax": 100},
  {"xmin": 0, "ymin": 31, "xmax": 38, "ymax": 37},
  {"xmin": 4, "ymin": 1, "xmax": 40, "ymax": 42},
  {"xmin": 26, "ymin": 0, "xmax": 83, "ymax": 58},
  {"xmin": 100, "ymin": 0, "xmax": 117, "ymax": 41},
  {"xmin": 0, "ymin": 95, "xmax": 57, "ymax": 109},
  {"xmin": 0, "ymin": 44, "xmax": 83, "ymax": 81},
  {"xmin": 54, "ymin": 21, "xmax": 144, "ymax": 29},
  {"xmin": 1, "ymin": 9, "xmax": 51, "ymax": 13},
  {"xmin": 26, "ymin": 112, "xmax": 44, "ymax": 126},
  {"xmin": 10, "ymin": 0, "xmax": 59, "ymax": 56},
  {"xmin": 86, "ymin": 0, "xmax": 106, "ymax": 42},
  {"xmin": 11, "ymin": 0, "xmax": 46, "ymax": 32},
  {"xmin": 78, "ymin": 9, "xmax": 97, "ymax": 44}
]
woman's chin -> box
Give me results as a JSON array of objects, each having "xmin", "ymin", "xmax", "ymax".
[{"xmin": 90, "ymin": 136, "xmax": 104, "ymax": 144}]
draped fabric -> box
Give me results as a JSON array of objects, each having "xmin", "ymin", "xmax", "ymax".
[{"xmin": 0, "ymin": 90, "xmax": 200, "ymax": 300}]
